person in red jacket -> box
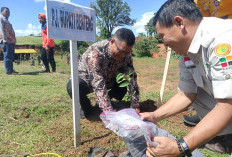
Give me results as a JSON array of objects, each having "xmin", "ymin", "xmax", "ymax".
[{"xmin": 38, "ymin": 13, "xmax": 56, "ymax": 72}]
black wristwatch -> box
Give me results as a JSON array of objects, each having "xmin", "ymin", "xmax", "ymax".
[
  {"xmin": 179, "ymin": 138, "xmax": 192, "ymax": 157},
  {"xmin": 175, "ymin": 139, "xmax": 185, "ymax": 157}
]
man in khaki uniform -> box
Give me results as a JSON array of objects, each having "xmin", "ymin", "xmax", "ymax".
[
  {"xmin": 140, "ymin": 0, "xmax": 232, "ymax": 156},
  {"xmin": 184, "ymin": 0, "xmax": 232, "ymax": 128}
]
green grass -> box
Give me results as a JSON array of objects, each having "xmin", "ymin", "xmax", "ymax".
[
  {"xmin": 0, "ymin": 56, "xmax": 71, "ymax": 156},
  {"xmin": 16, "ymin": 36, "xmax": 62, "ymax": 46}
]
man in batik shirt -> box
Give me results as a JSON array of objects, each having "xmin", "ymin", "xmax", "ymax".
[{"xmin": 67, "ymin": 28, "xmax": 140, "ymax": 118}]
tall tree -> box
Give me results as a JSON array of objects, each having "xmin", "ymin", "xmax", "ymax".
[
  {"xmin": 90, "ymin": 0, "xmax": 136, "ymax": 39},
  {"xmin": 145, "ymin": 13, "xmax": 156, "ymax": 37}
]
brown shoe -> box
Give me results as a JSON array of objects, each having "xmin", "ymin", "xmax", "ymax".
[{"xmin": 205, "ymin": 134, "xmax": 232, "ymax": 154}]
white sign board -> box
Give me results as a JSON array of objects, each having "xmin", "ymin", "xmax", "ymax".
[
  {"xmin": 46, "ymin": 0, "xmax": 96, "ymax": 147},
  {"xmin": 46, "ymin": 0, "xmax": 96, "ymax": 41}
]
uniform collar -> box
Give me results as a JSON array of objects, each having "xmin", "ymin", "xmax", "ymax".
[
  {"xmin": 188, "ymin": 19, "xmax": 203, "ymax": 54},
  {"xmin": 188, "ymin": 17, "xmax": 232, "ymax": 54}
]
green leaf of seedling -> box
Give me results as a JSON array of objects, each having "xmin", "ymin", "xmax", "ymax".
[
  {"xmin": 117, "ymin": 79, "xmax": 127, "ymax": 84},
  {"xmin": 119, "ymin": 81, "xmax": 130, "ymax": 87},
  {"xmin": 116, "ymin": 73, "xmax": 125, "ymax": 82}
]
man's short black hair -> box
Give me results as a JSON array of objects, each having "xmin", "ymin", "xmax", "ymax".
[
  {"xmin": 114, "ymin": 28, "xmax": 135, "ymax": 46},
  {"xmin": 1, "ymin": 7, "xmax": 9, "ymax": 12},
  {"xmin": 153, "ymin": 0, "xmax": 202, "ymax": 28}
]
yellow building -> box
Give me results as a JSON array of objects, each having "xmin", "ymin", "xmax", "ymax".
[{"xmin": 194, "ymin": 0, "xmax": 232, "ymax": 19}]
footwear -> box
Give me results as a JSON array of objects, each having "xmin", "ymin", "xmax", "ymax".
[
  {"xmin": 183, "ymin": 114, "xmax": 200, "ymax": 126},
  {"xmin": 80, "ymin": 109, "xmax": 86, "ymax": 119},
  {"xmin": 42, "ymin": 66, "xmax": 50, "ymax": 73},
  {"xmin": 52, "ymin": 68, "xmax": 56, "ymax": 72},
  {"xmin": 12, "ymin": 70, "xmax": 18, "ymax": 74},
  {"xmin": 205, "ymin": 134, "xmax": 232, "ymax": 154},
  {"xmin": 40, "ymin": 70, "xmax": 50, "ymax": 73},
  {"xmin": 6, "ymin": 70, "xmax": 18, "ymax": 75}
]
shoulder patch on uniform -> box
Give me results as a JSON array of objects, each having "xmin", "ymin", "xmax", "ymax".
[{"xmin": 215, "ymin": 43, "xmax": 231, "ymax": 56}]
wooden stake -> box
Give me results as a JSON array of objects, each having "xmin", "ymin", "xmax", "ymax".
[{"xmin": 158, "ymin": 47, "xmax": 172, "ymax": 107}]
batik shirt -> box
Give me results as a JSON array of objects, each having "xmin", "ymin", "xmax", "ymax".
[
  {"xmin": 78, "ymin": 39, "xmax": 140, "ymax": 111},
  {"xmin": 0, "ymin": 14, "xmax": 16, "ymax": 44},
  {"xmin": 178, "ymin": 17, "xmax": 232, "ymax": 99}
]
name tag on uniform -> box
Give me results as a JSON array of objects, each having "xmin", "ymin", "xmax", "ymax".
[{"xmin": 184, "ymin": 57, "xmax": 195, "ymax": 68}]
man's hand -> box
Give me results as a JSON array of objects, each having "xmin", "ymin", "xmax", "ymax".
[
  {"xmin": 140, "ymin": 112, "xmax": 158, "ymax": 124},
  {"xmin": 135, "ymin": 107, "xmax": 140, "ymax": 113},
  {"xmin": 3, "ymin": 41, "xmax": 8, "ymax": 45},
  {"xmin": 146, "ymin": 137, "xmax": 180, "ymax": 157},
  {"xmin": 45, "ymin": 46, "xmax": 50, "ymax": 52}
]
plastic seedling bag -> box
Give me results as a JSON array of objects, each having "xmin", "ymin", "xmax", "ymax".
[{"xmin": 100, "ymin": 108, "xmax": 204, "ymax": 157}]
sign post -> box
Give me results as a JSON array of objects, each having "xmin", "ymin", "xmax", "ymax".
[
  {"xmin": 46, "ymin": 0, "xmax": 96, "ymax": 147},
  {"xmin": 70, "ymin": 40, "xmax": 81, "ymax": 147}
]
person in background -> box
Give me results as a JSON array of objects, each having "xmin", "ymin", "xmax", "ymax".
[
  {"xmin": 66, "ymin": 53, "xmax": 70, "ymax": 65},
  {"xmin": 141, "ymin": 0, "xmax": 232, "ymax": 156},
  {"xmin": 0, "ymin": 7, "xmax": 18, "ymax": 75},
  {"xmin": 37, "ymin": 55, "xmax": 41, "ymax": 65},
  {"xmin": 30, "ymin": 57, "xmax": 35, "ymax": 66},
  {"xmin": 67, "ymin": 28, "xmax": 140, "ymax": 118},
  {"xmin": 183, "ymin": 0, "xmax": 232, "ymax": 129},
  {"xmin": 38, "ymin": 13, "xmax": 56, "ymax": 73}
]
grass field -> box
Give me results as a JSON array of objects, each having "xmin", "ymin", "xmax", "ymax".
[
  {"xmin": 0, "ymin": 55, "xmax": 230, "ymax": 157},
  {"xmin": 16, "ymin": 36, "xmax": 62, "ymax": 46}
]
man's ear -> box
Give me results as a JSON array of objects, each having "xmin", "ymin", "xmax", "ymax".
[
  {"xmin": 110, "ymin": 37, "xmax": 115, "ymax": 45},
  {"xmin": 173, "ymin": 16, "xmax": 184, "ymax": 28}
]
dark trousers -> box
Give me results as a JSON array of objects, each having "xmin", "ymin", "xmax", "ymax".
[
  {"xmin": 41, "ymin": 47, "xmax": 56, "ymax": 71},
  {"xmin": 66, "ymin": 78, "xmax": 127, "ymax": 114}
]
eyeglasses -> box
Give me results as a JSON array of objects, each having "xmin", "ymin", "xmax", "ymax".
[{"xmin": 114, "ymin": 42, "xmax": 130, "ymax": 55}]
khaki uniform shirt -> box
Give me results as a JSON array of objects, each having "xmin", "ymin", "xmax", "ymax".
[
  {"xmin": 78, "ymin": 39, "xmax": 140, "ymax": 111},
  {"xmin": 0, "ymin": 14, "xmax": 16, "ymax": 44},
  {"xmin": 178, "ymin": 17, "xmax": 232, "ymax": 99}
]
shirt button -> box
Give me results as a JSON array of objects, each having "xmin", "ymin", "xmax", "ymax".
[{"xmin": 225, "ymin": 74, "xmax": 231, "ymax": 80}]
